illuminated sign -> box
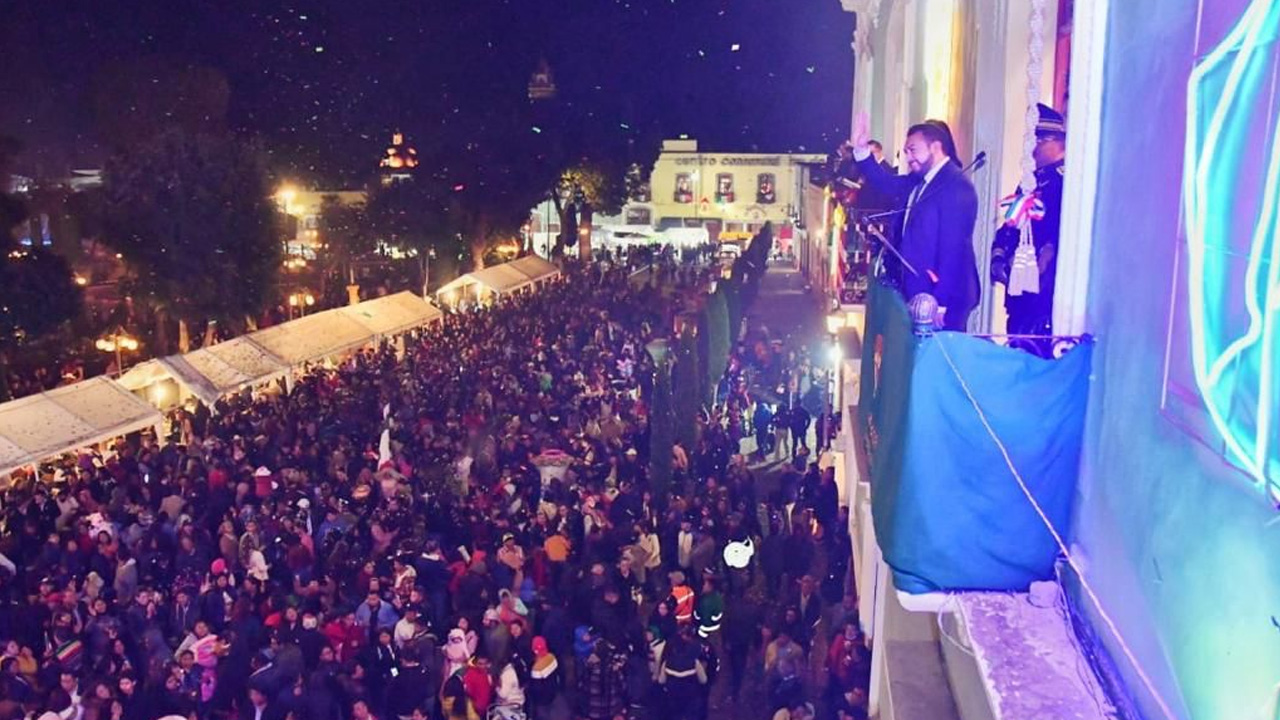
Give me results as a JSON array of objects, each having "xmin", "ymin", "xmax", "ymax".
[
  {"xmin": 674, "ymin": 156, "xmax": 784, "ymax": 167},
  {"xmin": 1182, "ymin": 0, "xmax": 1280, "ymax": 491}
]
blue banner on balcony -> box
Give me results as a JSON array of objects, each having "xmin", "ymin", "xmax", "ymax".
[{"xmin": 859, "ymin": 283, "xmax": 1093, "ymax": 593}]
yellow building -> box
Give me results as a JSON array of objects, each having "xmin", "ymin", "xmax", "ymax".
[{"xmin": 644, "ymin": 139, "xmax": 825, "ymax": 242}]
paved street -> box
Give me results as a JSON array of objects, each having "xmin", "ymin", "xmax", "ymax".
[
  {"xmin": 743, "ymin": 262, "xmax": 828, "ymax": 363},
  {"xmin": 704, "ymin": 261, "xmax": 851, "ymax": 720}
]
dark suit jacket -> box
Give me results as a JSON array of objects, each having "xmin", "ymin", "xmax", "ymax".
[{"xmin": 856, "ymin": 156, "xmax": 980, "ymax": 330}]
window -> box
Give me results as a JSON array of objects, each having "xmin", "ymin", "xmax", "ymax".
[
  {"xmin": 674, "ymin": 174, "xmax": 693, "ymax": 204},
  {"xmin": 715, "ymin": 173, "xmax": 735, "ymax": 204},
  {"xmin": 757, "ymin": 173, "xmax": 777, "ymax": 204},
  {"xmin": 625, "ymin": 207, "xmax": 652, "ymax": 226},
  {"xmin": 633, "ymin": 182, "xmax": 652, "ymax": 203}
]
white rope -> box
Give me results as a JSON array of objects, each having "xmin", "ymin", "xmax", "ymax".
[
  {"xmin": 1022, "ymin": 0, "xmax": 1047, "ymax": 194},
  {"xmin": 1009, "ymin": 1, "xmax": 1047, "ymax": 298},
  {"xmin": 933, "ymin": 335, "xmax": 1180, "ymax": 720}
]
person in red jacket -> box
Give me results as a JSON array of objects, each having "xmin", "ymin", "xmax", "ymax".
[
  {"xmin": 322, "ymin": 609, "xmax": 364, "ymax": 663},
  {"xmin": 463, "ymin": 657, "xmax": 493, "ymax": 717}
]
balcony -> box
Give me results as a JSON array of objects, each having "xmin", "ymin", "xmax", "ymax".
[{"xmin": 835, "ymin": 282, "xmax": 1112, "ymax": 720}]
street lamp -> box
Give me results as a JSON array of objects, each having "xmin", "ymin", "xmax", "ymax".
[
  {"xmin": 422, "ymin": 247, "xmax": 437, "ymax": 299},
  {"xmin": 287, "ymin": 292, "xmax": 316, "ymax": 319},
  {"xmin": 96, "ymin": 329, "xmax": 139, "ymax": 376},
  {"xmin": 277, "ymin": 185, "xmax": 298, "ymax": 215}
]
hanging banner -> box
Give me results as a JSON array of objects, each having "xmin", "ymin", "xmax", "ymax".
[{"xmin": 860, "ymin": 282, "xmax": 1093, "ymax": 592}]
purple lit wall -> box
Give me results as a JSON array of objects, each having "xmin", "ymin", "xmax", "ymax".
[{"xmin": 1071, "ymin": 0, "xmax": 1280, "ymax": 718}]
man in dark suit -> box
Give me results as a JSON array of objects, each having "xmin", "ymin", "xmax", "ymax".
[{"xmin": 850, "ymin": 113, "xmax": 980, "ymax": 331}]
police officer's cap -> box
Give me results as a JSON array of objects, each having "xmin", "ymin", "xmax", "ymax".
[{"xmin": 1036, "ymin": 104, "xmax": 1066, "ymax": 138}]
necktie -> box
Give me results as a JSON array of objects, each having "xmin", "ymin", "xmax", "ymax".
[{"xmin": 903, "ymin": 182, "xmax": 925, "ymax": 231}]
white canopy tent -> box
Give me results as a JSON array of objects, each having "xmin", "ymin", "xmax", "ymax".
[
  {"xmin": 119, "ymin": 336, "xmax": 291, "ymax": 408},
  {"xmin": 0, "ymin": 377, "xmax": 163, "ymax": 477},
  {"xmin": 251, "ymin": 310, "xmax": 379, "ymax": 366},
  {"xmin": 120, "ymin": 292, "xmax": 442, "ymax": 408},
  {"xmin": 336, "ymin": 291, "xmax": 443, "ymax": 337},
  {"xmin": 436, "ymin": 256, "xmax": 561, "ymax": 307},
  {"xmin": 506, "ymin": 254, "xmax": 561, "ymax": 283}
]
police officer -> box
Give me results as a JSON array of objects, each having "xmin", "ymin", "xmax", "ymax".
[{"xmin": 992, "ymin": 103, "xmax": 1067, "ymax": 336}]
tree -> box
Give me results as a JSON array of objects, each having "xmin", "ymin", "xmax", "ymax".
[
  {"xmin": 704, "ymin": 289, "xmax": 731, "ymax": 407},
  {"xmin": 0, "ymin": 139, "xmax": 81, "ymax": 400},
  {"xmin": 369, "ymin": 99, "xmax": 556, "ymax": 279},
  {"xmin": 367, "ymin": 181, "xmax": 466, "ymax": 293},
  {"xmin": 0, "ymin": 250, "xmax": 82, "ymax": 359},
  {"xmin": 551, "ymin": 161, "xmax": 630, "ymax": 261},
  {"xmin": 673, "ymin": 325, "xmax": 701, "ymax": 452},
  {"xmin": 648, "ymin": 356, "xmax": 675, "ymax": 505},
  {"xmin": 0, "ymin": 137, "xmax": 82, "ymax": 400},
  {"xmin": 102, "ymin": 129, "xmax": 281, "ymax": 352},
  {"xmin": 318, "ymin": 194, "xmax": 372, "ymax": 292}
]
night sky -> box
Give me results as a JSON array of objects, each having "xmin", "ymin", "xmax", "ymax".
[{"xmin": 1, "ymin": 0, "xmax": 853, "ymax": 184}]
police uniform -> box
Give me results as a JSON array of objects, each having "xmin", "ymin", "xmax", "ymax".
[{"xmin": 992, "ymin": 104, "xmax": 1066, "ymax": 336}]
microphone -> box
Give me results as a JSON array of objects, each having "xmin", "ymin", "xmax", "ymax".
[{"xmin": 963, "ymin": 151, "xmax": 988, "ymax": 175}]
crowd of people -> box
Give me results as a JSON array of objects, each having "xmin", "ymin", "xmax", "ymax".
[{"xmin": 0, "ymin": 256, "xmax": 869, "ymax": 720}]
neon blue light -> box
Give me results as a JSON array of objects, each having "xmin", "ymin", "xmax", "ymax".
[{"xmin": 1183, "ymin": 0, "xmax": 1280, "ymax": 488}]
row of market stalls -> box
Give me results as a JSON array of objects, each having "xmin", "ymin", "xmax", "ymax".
[
  {"xmin": 0, "ymin": 255, "xmax": 565, "ymax": 482},
  {"xmin": 119, "ymin": 291, "xmax": 443, "ymax": 408},
  {"xmin": 0, "ymin": 291, "xmax": 441, "ymax": 482},
  {"xmin": 435, "ymin": 254, "xmax": 561, "ymax": 309}
]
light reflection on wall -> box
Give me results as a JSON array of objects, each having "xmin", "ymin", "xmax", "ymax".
[{"xmin": 922, "ymin": 0, "xmax": 957, "ymax": 119}]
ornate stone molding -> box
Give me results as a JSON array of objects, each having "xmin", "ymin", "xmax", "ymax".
[{"xmin": 840, "ymin": 0, "xmax": 883, "ymax": 28}]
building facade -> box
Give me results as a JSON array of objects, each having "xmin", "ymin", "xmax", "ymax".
[
  {"xmin": 527, "ymin": 139, "xmax": 826, "ymax": 256},
  {"xmin": 645, "ymin": 138, "xmax": 825, "ymax": 241},
  {"xmin": 840, "ymin": 0, "xmax": 1068, "ymax": 333}
]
